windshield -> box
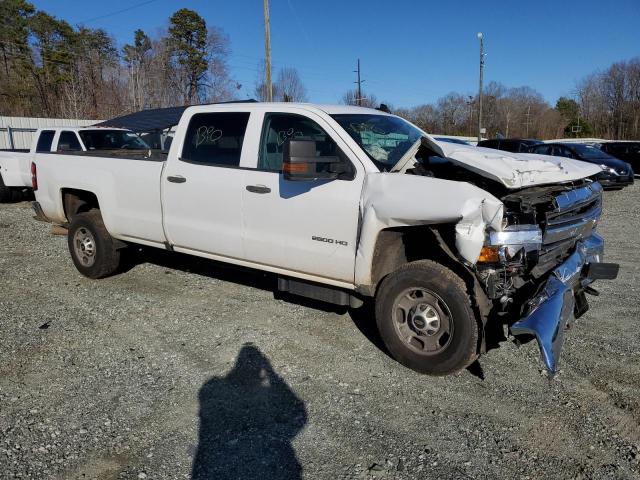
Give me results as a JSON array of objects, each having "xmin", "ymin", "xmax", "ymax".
[
  {"xmin": 331, "ymin": 114, "xmax": 423, "ymax": 171},
  {"xmin": 571, "ymin": 144, "xmax": 612, "ymax": 160},
  {"xmin": 78, "ymin": 130, "xmax": 150, "ymax": 150}
]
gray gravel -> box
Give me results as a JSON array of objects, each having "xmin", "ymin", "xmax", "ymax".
[{"xmin": 1, "ymin": 185, "xmax": 639, "ymax": 480}]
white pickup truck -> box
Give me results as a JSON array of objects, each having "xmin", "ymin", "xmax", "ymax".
[
  {"xmin": 0, "ymin": 126, "xmax": 149, "ymax": 202},
  {"xmin": 32, "ymin": 103, "xmax": 619, "ymax": 376}
]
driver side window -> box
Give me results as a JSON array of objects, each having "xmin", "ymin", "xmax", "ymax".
[{"xmin": 258, "ymin": 113, "xmax": 340, "ymax": 172}]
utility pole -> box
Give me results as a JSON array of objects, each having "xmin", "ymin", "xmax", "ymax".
[
  {"xmin": 477, "ymin": 32, "xmax": 485, "ymax": 142},
  {"xmin": 354, "ymin": 59, "xmax": 364, "ymax": 106},
  {"xmin": 263, "ymin": 0, "xmax": 273, "ymax": 102},
  {"xmin": 524, "ymin": 105, "xmax": 532, "ymax": 137},
  {"xmin": 467, "ymin": 95, "xmax": 474, "ymax": 137}
]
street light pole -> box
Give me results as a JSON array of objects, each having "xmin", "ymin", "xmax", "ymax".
[{"xmin": 477, "ymin": 32, "xmax": 484, "ymax": 143}]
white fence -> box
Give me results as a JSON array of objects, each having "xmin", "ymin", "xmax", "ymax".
[{"xmin": 0, "ymin": 116, "xmax": 102, "ymax": 149}]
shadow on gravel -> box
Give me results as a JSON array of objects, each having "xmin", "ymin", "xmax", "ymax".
[
  {"xmin": 122, "ymin": 247, "xmax": 347, "ymax": 313},
  {"xmin": 191, "ymin": 343, "xmax": 307, "ymax": 480},
  {"xmin": 125, "ymin": 248, "xmax": 487, "ymax": 379}
]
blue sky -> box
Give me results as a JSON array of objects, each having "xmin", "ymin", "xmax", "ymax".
[{"xmin": 31, "ymin": 0, "xmax": 640, "ymax": 108}]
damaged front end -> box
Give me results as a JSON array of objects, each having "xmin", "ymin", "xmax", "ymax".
[{"xmin": 476, "ymin": 181, "xmax": 619, "ymax": 374}]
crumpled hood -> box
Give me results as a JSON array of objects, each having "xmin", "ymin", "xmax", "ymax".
[{"xmin": 433, "ymin": 141, "xmax": 602, "ymax": 189}]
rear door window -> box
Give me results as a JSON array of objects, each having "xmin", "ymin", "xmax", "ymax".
[
  {"xmin": 58, "ymin": 131, "xmax": 82, "ymax": 152},
  {"xmin": 500, "ymin": 140, "xmax": 519, "ymax": 152},
  {"xmin": 551, "ymin": 146, "xmax": 568, "ymax": 157},
  {"xmin": 532, "ymin": 145, "xmax": 551, "ymax": 155},
  {"xmin": 35, "ymin": 130, "xmax": 55, "ymax": 152},
  {"xmin": 479, "ymin": 140, "xmax": 499, "ymax": 149},
  {"xmin": 181, "ymin": 112, "xmax": 250, "ymax": 167}
]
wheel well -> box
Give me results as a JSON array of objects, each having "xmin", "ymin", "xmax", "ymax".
[
  {"xmin": 370, "ymin": 225, "xmax": 493, "ymax": 353},
  {"xmin": 370, "ymin": 226, "xmax": 462, "ymax": 288},
  {"xmin": 370, "ymin": 225, "xmax": 491, "ymax": 314},
  {"xmin": 62, "ymin": 189, "xmax": 100, "ymax": 222}
]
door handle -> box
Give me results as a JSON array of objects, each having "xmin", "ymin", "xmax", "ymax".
[
  {"xmin": 167, "ymin": 175, "xmax": 187, "ymax": 184},
  {"xmin": 245, "ymin": 185, "xmax": 271, "ymax": 194}
]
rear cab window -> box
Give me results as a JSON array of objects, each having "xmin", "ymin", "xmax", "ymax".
[
  {"xmin": 58, "ymin": 131, "xmax": 83, "ymax": 152},
  {"xmin": 35, "ymin": 130, "xmax": 55, "ymax": 152},
  {"xmin": 79, "ymin": 130, "xmax": 150, "ymax": 150},
  {"xmin": 181, "ymin": 112, "xmax": 250, "ymax": 167}
]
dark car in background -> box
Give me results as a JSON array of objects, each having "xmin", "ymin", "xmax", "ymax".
[
  {"xmin": 529, "ymin": 142, "xmax": 634, "ymax": 189},
  {"xmin": 477, "ymin": 138, "xmax": 542, "ymax": 153},
  {"xmin": 598, "ymin": 142, "xmax": 640, "ymax": 175},
  {"xmin": 434, "ymin": 137, "xmax": 472, "ymax": 145}
]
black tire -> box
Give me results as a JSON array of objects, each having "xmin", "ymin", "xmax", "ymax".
[
  {"xmin": 67, "ymin": 210, "xmax": 121, "ymax": 279},
  {"xmin": 0, "ymin": 175, "xmax": 20, "ymax": 203},
  {"xmin": 375, "ymin": 260, "xmax": 479, "ymax": 376}
]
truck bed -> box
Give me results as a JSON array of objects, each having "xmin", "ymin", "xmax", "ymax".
[
  {"xmin": 0, "ymin": 150, "xmax": 33, "ymax": 187},
  {"xmin": 34, "ymin": 151, "xmax": 167, "ymax": 246}
]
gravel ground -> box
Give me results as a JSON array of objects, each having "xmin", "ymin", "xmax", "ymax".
[{"xmin": 1, "ymin": 185, "xmax": 639, "ymax": 480}]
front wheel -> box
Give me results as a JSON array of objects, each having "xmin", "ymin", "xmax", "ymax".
[
  {"xmin": 67, "ymin": 210, "xmax": 122, "ymax": 279},
  {"xmin": 375, "ymin": 260, "xmax": 479, "ymax": 376}
]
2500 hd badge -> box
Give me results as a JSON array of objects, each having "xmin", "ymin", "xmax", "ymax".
[{"xmin": 312, "ymin": 235, "xmax": 348, "ymax": 246}]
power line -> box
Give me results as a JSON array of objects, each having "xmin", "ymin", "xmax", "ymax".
[{"xmin": 76, "ymin": 0, "xmax": 163, "ymax": 25}]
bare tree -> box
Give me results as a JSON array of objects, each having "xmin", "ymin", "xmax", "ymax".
[
  {"xmin": 341, "ymin": 89, "xmax": 378, "ymax": 108},
  {"xmin": 205, "ymin": 26, "xmax": 238, "ymax": 102},
  {"xmin": 123, "ymin": 29, "xmax": 152, "ymax": 111},
  {"xmin": 274, "ymin": 67, "xmax": 307, "ymax": 102}
]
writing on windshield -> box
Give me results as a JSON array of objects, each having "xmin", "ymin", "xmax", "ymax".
[{"xmin": 331, "ymin": 114, "xmax": 423, "ymax": 171}]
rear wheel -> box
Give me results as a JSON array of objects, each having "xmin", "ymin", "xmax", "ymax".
[
  {"xmin": 0, "ymin": 175, "xmax": 20, "ymax": 203},
  {"xmin": 375, "ymin": 260, "xmax": 479, "ymax": 376},
  {"xmin": 67, "ymin": 210, "xmax": 122, "ymax": 278}
]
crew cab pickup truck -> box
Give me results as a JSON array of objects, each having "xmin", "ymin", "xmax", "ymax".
[
  {"xmin": 32, "ymin": 103, "xmax": 619, "ymax": 376},
  {"xmin": 0, "ymin": 127, "xmax": 149, "ymax": 202}
]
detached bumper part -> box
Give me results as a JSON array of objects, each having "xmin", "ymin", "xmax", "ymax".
[
  {"xmin": 511, "ymin": 233, "xmax": 618, "ymax": 375},
  {"xmin": 31, "ymin": 201, "xmax": 51, "ymax": 223}
]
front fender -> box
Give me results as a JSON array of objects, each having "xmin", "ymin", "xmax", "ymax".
[{"xmin": 354, "ymin": 173, "xmax": 503, "ymax": 287}]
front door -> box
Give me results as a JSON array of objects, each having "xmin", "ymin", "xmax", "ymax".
[{"xmin": 241, "ymin": 111, "xmax": 364, "ymax": 283}]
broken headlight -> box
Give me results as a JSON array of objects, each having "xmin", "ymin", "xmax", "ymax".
[{"xmin": 478, "ymin": 225, "xmax": 542, "ymax": 264}]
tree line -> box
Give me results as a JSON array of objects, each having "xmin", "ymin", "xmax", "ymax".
[
  {"xmin": 391, "ymin": 60, "xmax": 640, "ymax": 142},
  {"xmin": 0, "ymin": 0, "xmax": 307, "ymax": 119},
  {"xmin": 1, "ymin": 0, "xmax": 638, "ymax": 140}
]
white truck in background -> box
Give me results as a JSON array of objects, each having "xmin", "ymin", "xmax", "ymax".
[
  {"xmin": 0, "ymin": 127, "xmax": 149, "ymax": 202},
  {"xmin": 32, "ymin": 102, "xmax": 619, "ymax": 377}
]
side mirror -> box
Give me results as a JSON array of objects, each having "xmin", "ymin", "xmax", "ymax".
[{"xmin": 282, "ymin": 139, "xmax": 346, "ymax": 181}]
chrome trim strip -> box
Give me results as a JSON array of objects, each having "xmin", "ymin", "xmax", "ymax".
[
  {"xmin": 553, "ymin": 182, "xmax": 602, "ymax": 212},
  {"xmin": 543, "ymin": 206, "xmax": 601, "ymax": 244}
]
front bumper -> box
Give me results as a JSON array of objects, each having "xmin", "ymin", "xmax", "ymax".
[
  {"xmin": 597, "ymin": 172, "xmax": 634, "ymax": 188},
  {"xmin": 510, "ymin": 233, "xmax": 618, "ymax": 375}
]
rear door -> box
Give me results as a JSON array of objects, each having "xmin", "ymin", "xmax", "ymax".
[
  {"xmin": 162, "ymin": 111, "xmax": 250, "ymax": 259},
  {"xmin": 240, "ymin": 109, "xmax": 364, "ymax": 283}
]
